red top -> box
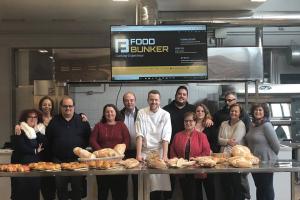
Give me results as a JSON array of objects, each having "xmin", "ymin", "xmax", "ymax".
[
  {"xmin": 170, "ymin": 129, "xmax": 211, "ymax": 159},
  {"xmin": 89, "ymin": 121, "xmax": 130, "ymax": 151}
]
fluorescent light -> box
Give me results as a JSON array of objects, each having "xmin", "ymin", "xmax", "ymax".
[
  {"xmin": 250, "ymin": 0, "xmax": 267, "ymax": 2},
  {"xmin": 38, "ymin": 49, "xmax": 48, "ymax": 53}
]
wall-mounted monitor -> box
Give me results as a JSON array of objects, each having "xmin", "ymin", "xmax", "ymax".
[{"xmin": 111, "ymin": 25, "xmax": 207, "ymax": 81}]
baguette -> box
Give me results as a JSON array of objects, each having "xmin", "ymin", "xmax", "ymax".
[{"xmin": 73, "ymin": 147, "xmax": 95, "ymax": 159}]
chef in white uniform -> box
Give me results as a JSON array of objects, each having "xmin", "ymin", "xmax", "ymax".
[{"xmin": 136, "ymin": 89, "xmax": 172, "ymax": 199}]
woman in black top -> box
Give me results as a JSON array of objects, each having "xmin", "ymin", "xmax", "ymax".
[{"xmin": 11, "ymin": 109, "xmax": 45, "ymax": 200}]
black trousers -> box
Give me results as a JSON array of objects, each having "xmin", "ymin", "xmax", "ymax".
[
  {"xmin": 41, "ymin": 176, "xmax": 56, "ymax": 200},
  {"xmin": 178, "ymin": 174, "xmax": 215, "ymax": 200},
  {"xmin": 252, "ymin": 173, "xmax": 274, "ymax": 200},
  {"xmin": 11, "ymin": 177, "xmax": 40, "ymax": 200},
  {"xmin": 55, "ymin": 176, "xmax": 84, "ymax": 200},
  {"xmin": 196, "ymin": 174, "xmax": 215, "ymax": 200},
  {"xmin": 96, "ymin": 175, "xmax": 128, "ymax": 200},
  {"xmin": 220, "ymin": 173, "xmax": 249, "ymax": 200}
]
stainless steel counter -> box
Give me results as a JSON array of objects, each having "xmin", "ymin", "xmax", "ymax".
[{"xmin": 0, "ymin": 160, "xmax": 299, "ymax": 200}]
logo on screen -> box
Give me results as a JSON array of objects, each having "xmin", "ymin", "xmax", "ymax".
[
  {"xmin": 115, "ymin": 39, "xmax": 129, "ymax": 53},
  {"xmin": 115, "ymin": 38, "xmax": 168, "ymax": 54}
]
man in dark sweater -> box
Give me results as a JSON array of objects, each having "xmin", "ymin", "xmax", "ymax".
[
  {"xmin": 163, "ymin": 86, "xmax": 196, "ymax": 143},
  {"xmin": 46, "ymin": 96, "xmax": 91, "ymax": 200},
  {"xmin": 213, "ymin": 91, "xmax": 251, "ymax": 132}
]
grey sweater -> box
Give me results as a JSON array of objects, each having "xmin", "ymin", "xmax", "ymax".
[{"xmin": 245, "ymin": 122, "xmax": 280, "ymax": 162}]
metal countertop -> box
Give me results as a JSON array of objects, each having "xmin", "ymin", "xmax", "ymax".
[{"xmin": 1, "ymin": 160, "xmax": 299, "ymax": 177}]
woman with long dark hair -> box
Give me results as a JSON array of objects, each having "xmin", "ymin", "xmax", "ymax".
[
  {"xmin": 90, "ymin": 104, "xmax": 130, "ymax": 200},
  {"xmin": 246, "ymin": 103, "xmax": 280, "ymax": 200}
]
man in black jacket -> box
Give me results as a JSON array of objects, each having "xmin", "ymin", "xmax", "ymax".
[
  {"xmin": 213, "ymin": 91, "xmax": 251, "ymax": 200},
  {"xmin": 46, "ymin": 96, "xmax": 91, "ymax": 200},
  {"xmin": 163, "ymin": 86, "xmax": 196, "ymax": 144},
  {"xmin": 213, "ymin": 91, "xmax": 251, "ymax": 132},
  {"xmin": 120, "ymin": 91, "xmax": 139, "ymax": 200}
]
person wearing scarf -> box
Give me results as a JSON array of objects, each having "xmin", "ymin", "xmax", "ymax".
[
  {"xmin": 246, "ymin": 103, "xmax": 280, "ymax": 200},
  {"xmin": 11, "ymin": 109, "xmax": 45, "ymax": 200}
]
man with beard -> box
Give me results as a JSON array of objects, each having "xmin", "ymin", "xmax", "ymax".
[{"xmin": 163, "ymin": 86, "xmax": 196, "ymax": 144}]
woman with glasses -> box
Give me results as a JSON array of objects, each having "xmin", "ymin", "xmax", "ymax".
[
  {"xmin": 170, "ymin": 111, "xmax": 211, "ymax": 200},
  {"xmin": 14, "ymin": 96, "xmax": 56, "ymax": 200},
  {"xmin": 11, "ymin": 109, "xmax": 45, "ymax": 200},
  {"xmin": 245, "ymin": 103, "xmax": 280, "ymax": 200},
  {"xmin": 89, "ymin": 104, "xmax": 130, "ymax": 200}
]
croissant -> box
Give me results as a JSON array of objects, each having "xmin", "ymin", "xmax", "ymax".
[{"xmin": 73, "ymin": 147, "xmax": 95, "ymax": 159}]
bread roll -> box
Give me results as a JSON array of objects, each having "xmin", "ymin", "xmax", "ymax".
[
  {"xmin": 73, "ymin": 147, "xmax": 95, "ymax": 159},
  {"xmin": 147, "ymin": 159, "xmax": 167, "ymax": 169},
  {"xmin": 228, "ymin": 156, "xmax": 252, "ymax": 168},
  {"xmin": 231, "ymin": 145, "xmax": 251, "ymax": 157},
  {"xmin": 114, "ymin": 144, "xmax": 126, "ymax": 155},
  {"xmin": 191, "ymin": 156, "xmax": 217, "ymax": 167},
  {"xmin": 121, "ymin": 158, "xmax": 140, "ymax": 169},
  {"xmin": 167, "ymin": 157, "xmax": 179, "ymax": 167},
  {"xmin": 93, "ymin": 148, "xmax": 118, "ymax": 158},
  {"xmin": 246, "ymin": 154, "xmax": 260, "ymax": 165}
]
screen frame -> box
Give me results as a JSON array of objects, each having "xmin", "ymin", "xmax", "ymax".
[{"xmin": 110, "ymin": 24, "xmax": 208, "ymax": 83}]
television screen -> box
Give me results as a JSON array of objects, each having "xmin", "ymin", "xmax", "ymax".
[{"xmin": 111, "ymin": 25, "xmax": 207, "ymax": 81}]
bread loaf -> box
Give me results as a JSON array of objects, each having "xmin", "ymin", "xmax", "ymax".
[
  {"xmin": 120, "ymin": 158, "xmax": 140, "ymax": 169},
  {"xmin": 93, "ymin": 148, "xmax": 118, "ymax": 158},
  {"xmin": 231, "ymin": 145, "xmax": 251, "ymax": 157},
  {"xmin": 114, "ymin": 144, "xmax": 126, "ymax": 155},
  {"xmin": 147, "ymin": 159, "xmax": 167, "ymax": 169},
  {"xmin": 73, "ymin": 147, "xmax": 95, "ymax": 159},
  {"xmin": 246, "ymin": 154, "xmax": 260, "ymax": 165},
  {"xmin": 191, "ymin": 156, "xmax": 217, "ymax": 167},
  {"xmin": 228, "ymin": 156, "xmax": 252, "ymax": 168}
]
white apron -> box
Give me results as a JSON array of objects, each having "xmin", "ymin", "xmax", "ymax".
[{"xmin": 136, "ymin": 107, "xmax": 172, "ymax": 192}]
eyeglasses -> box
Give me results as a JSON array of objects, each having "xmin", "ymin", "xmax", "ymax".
[
  {"xmin": 62, "ymin": 105, "xmax": 74, "ymax": 109},
  {"xmin": 27, "ymin": 115, "xmax": 38, "ymax": 119},
  {"xmin": 184, "ymin": 120, "xmax": 195, "ymax": 123},
  {"xmin": 225, "ymin": 99, "xmax": 236, "ymax": 103}
]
